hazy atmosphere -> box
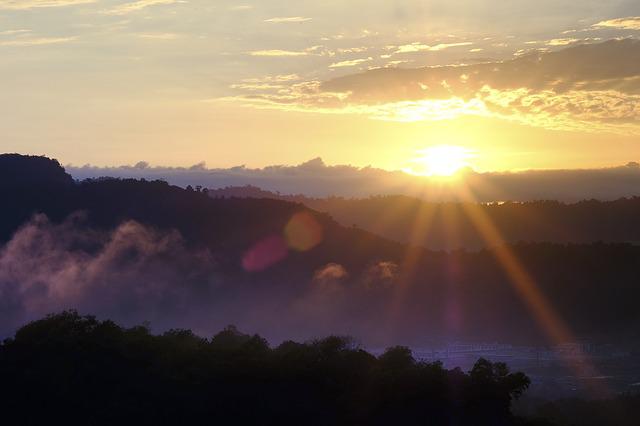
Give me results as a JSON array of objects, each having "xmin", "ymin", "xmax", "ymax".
[{"xmin": 2, "ymin": 2, "xmax": 640, "ymax": 426}]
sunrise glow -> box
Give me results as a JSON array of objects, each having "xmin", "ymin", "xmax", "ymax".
[
  {"xmin": 407, "ymin": 145, "xmax": 474, "ymax": 177},
  {"xmin": 2, "ymin": 3, "xmax": 640, "ymax": 422}
]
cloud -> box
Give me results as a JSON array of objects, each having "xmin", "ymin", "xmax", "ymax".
[
  {"xmin": 136, "ymin": 32, "xmax": 181, "ymax": 40},
  {"xmin": 246, "ymin": 74, "xmax": 300, "ymax": 83},
  {"xmin": 0, "ymin": 0, "xmax": 95, "ymax": 9},
  {"xmin": 249, "ymin": 49, "xmax": 311, "ymax": 57},
  {"xmin": 264, "ymin": 17, "xmax": 312, "ymax": 23},
  {"xmin": 105, "ymin": 0, "xmax": 181, "ymax": 15},
  {"xmin": 0, "ymin": 214, "xmax": 210, "ymax": 336},
  {"xmin": 362, "ymin": 262, "xmax": 398, "ymax": 290},
  {"xmin": 0, "ymin": 29, "xmax": 32, "ymax": 35},
  {"xmin": 545, "ymin": 38, "xmax": 580, "ymax": 46},
  {"xmin": 0, "ymin": 213, "xmax": 319, "ymax": 341},
  {"xmin": 329, "ymin": 57, "xmax": 372, "ymax": 68},
  {"xmin": 67, "ymin": 159, "xmax": 640, "ymax": 202},
  {"xmin": 394, "ymin": 41, "xmax": 473, "ymax": 54},
  {"xmin": 230, "ymin": 83, "xmax": 286, "ymax": 91},
  {"xmin": 594, "ymin": 17, "xmax": 640, "ymax": 31},
  {"xmin": 231, "ymin": 74, "xmax": 301, "ymax": 90},
  {"xmin": 394, "ymin": 43, "xmax": 430, "ymax": 54},
  {"xmin": 384, "ymin": 60, "xmax": 411, "ymax": 67},
  {"xmin": 292, "ymin": 263, "xmax": 349, "ymax": 329},
  {"xmin": 314, "ymin": 263, "xmax": 348, "ymax": 282},
  {"xmin": 228, "ymin": 39, "xmax": 640, "ymax": 134},
  {"xmin": 0, "ymin": 36, "xmax": 77, "ymax": 46}
]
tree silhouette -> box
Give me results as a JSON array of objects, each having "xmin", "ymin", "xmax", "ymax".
[{"xmin": 0, "ymin": 312, "xmax": 537, "ymax": 426}]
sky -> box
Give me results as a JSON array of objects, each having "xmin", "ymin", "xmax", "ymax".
[{"xmin": 1, "ymin": 0, "xmax": 640, "ymax": 173}]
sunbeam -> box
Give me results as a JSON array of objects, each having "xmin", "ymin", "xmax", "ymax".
[{"xmin": 454, "ymin": 180, "xmax": 609, "ymax": 397}]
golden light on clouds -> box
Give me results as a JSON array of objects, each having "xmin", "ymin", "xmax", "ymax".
[
  {"xmin": 227, "ymin": 39, "xmax": 640, "ymax": 140},
  {"xmin": 2, "ymin": 0, "xmax": 640, "ymax": 172}
]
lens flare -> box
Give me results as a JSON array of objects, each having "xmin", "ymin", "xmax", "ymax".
[
  {"xmin": 285, "ymin": 211, "xmax": 323, "ymax": 251},
  {"xmin": 242, "ymin": 235, "xmax": 289, "ymax": 272},
  {"xmin": 242, "ymin": 211, "xmax": 324, "ymax": 272}
]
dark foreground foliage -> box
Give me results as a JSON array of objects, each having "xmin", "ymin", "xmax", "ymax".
[
  {"xmin": 0, "ymin": 312, "xmax": 531, "ymax": 426},
  {"xmin": 518, "ymin": 394, "xmax": 640, "ymax": 426}
]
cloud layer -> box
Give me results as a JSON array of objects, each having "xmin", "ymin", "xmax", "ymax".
[
  {"xmin": 68, "ymin": 158, "xmax": 640, "ymax": 202},
  {"xmin": 230, "ymin": 39, "xmax": 640, "ymax": 133}
]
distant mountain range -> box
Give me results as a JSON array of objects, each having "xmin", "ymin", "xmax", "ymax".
[{"xmin": 2, "ymin": 154, "xmax": 639, "ymax": 350}]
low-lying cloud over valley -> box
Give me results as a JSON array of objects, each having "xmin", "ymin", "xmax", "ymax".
[{"xmin": 68, "ymin": 158, "xmax": 640, "ymax": 202}]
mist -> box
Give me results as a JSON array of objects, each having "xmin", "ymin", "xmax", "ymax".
[{"xmin": 0, "ymin": 213, "xmax": 405, "ymax": 345}]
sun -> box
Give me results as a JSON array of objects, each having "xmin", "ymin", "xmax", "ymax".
[{"xmin": 408, "ymin": 145, "xmax": 474, "ymax": 177}]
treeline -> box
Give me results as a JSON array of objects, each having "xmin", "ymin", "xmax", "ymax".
[
  {"xmin": 0, "ymin": 312, "xmax": 531, "ymax": 426},
  {"xmin": 208, "ymin": 186, "xmax": 640, "ymax": 250}
]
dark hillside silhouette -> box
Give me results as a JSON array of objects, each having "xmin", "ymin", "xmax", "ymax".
[
  {"xmin": 0, "ymin": 154, "xmax": 75, "ymax": 241},
  {"xmin": 0, "ymin": 155, "xmax": 401, "ymax": 262},
  {"xmin": 208, "ymin": 186, "xmax": 640, "ymax": 249},
  {"xmin": 0, "ymin": 154, "xmax": 74, "ymax": 187},
  {"xmin": 1, "ymin": 154, "xmax": 640, "ymax": 349},
  {"xmin": 0, "ymin": 311, "xmax": 531, "ymax": 426}
]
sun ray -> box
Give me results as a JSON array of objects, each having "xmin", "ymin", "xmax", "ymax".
[
  {"xmin": 385, "ymin": 196, "xmax": 439, "ymax": 339},
  {"xmin": 454, "ymin": 179, "xmax": 609, "ymax": 396}
]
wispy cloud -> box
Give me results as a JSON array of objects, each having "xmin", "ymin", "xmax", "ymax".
[
  {"xmin": 0, "ymin": 0, "xmax": 95, "ymax": 9},
  {"xmin": 105, "ymin": 0, "xmax": 181, "ymax": 16},
  {"xmin": 525, "ymin": 37, "xmax": 601, "ymax": 47},
  {"xmin": 394, "ymin": 42, "xmax": 430, "ymax": 54},
  {"xmin": 230, "ymin": 83, "xmax": 285, "ymax": 91},
  {"xmin": 428, "ymin": 42, "xmax": 473, "ymax": 51},
  {"xmin": 394, "ymin": 41, "xmax": 472, "ymax": 54},
  {"xmin": 229, "ymin": 5, "xmax": 252, "ymax": 11},
  {"xmin": 329, "ymin": 57, "xmax": 372, "ymax": 68},
  {"xmin": 137, "ymin": 32, "xmax": 180, "ymax": 40},
  {"xmin": 0, "ymin": 36, "xmax": 76, "ymax": 46},
  {"xmin": 0, "ymin": 29, "xmax": 32, "ymax": 35},
  {"xmin": 250, "ymin": 49, "xmax": 311, "ymax": 57},
  {"xmin": 593, "ymin": 17, "xmax": 640, "ymax": 30},
  {"xmin": 264, "ymin": 17, "xmax": 312, "ymax": 23},
  {"xmin": 546, "ymin": 38, "xmax": 580, "ymax": 46},
  {"xmin": 241, "ymin": 74, "xmax": 300, "ymax": 83}
]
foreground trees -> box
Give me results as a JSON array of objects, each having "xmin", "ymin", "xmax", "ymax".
[{"xmin": 0, "ymin": 312, "xmax": 530, "ymax": 426}]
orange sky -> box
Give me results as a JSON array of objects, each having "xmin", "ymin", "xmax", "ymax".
[{"xmin": 1, "ymin": 1, "xmax": 639, "ymax": 172}]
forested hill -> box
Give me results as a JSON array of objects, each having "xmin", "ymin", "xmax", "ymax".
[
  {"xmin": 1, "ymin": 154, "xmax": 640, "ymax": 348},
  {"xmin": 208, "ymin": 185, "xmax": 640, "ymax": 250}
]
